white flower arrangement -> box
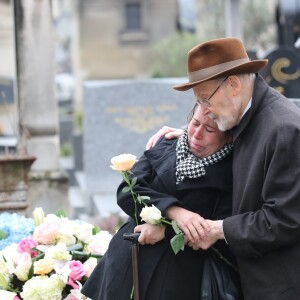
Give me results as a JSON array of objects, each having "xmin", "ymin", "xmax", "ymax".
[{"xmin": 0, "ymin": 208, "xmax": 112, "ymax": 300}]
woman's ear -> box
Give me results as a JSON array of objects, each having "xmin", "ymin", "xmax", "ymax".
[{"xmin": 227, "ymin": 75, "xmax": 241, "ymax": 96}]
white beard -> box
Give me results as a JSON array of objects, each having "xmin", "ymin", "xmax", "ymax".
[{"xmin": 209, "ymin": 113, "xmax": 235, "ymax": 131}]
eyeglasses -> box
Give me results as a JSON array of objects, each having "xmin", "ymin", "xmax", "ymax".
[{"xmin": 197, "ymin": 77, "xmax": 228, "ymax": 107}]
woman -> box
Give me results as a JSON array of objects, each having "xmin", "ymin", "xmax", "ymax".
[{"xmin": 82, "ymin": 103, "xmax": 239, "ymax": 300}]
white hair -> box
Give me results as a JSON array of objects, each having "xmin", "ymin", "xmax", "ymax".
[{"xmin": 237, "ymin": 73, "xmax": 256, "ymax": 83}]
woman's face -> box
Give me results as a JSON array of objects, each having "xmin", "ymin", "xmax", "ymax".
[{"xmin": 187, "ymin": 105, "xmax": 230, "ymax": 158}]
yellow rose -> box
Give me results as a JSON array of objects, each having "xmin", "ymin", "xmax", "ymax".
[
  {"xmin": 110, "ymin": 154, "xmax": 137, "ymax": 172},
  {"xmin": 33, "ymin": 258, "xmax": 54, "ymax": 275}
]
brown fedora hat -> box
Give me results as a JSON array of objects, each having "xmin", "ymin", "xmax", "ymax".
[{"xmin": 173, "ymin": 37, "xmax": 268, "ymax": 91}]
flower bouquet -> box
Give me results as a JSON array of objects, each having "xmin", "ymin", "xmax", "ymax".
[
  {"xmin": 0, "ymin": 209, "xmax": 112, "ymax": 300},
  {"xmin": 111, "ymin": 153, "xmax": 185, "ymax": 255}
]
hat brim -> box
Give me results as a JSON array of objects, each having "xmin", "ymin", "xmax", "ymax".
[{"xmin": 173, "ymin": 60, "xmax": 268, "ymax": 91}]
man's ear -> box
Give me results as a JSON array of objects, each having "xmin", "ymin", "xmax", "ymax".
[{"xmin": 227, "ymin": 75, "xmax": 242, "ymax": 96}]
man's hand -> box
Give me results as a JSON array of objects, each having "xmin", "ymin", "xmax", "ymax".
[
  {"xmin": 146, "ymin": 126, "xmax": 184, "ymax": 149},
  {"xmin": 134, "ymin": 223, "xmax": 165, "ymax": 245},
  {"xmin": 165, "ymin": 206, "xmax": 211, "ymax": 244},
  {"xmin": 187, "ymin": 219, "xmax": 224, "ymax": 250}
]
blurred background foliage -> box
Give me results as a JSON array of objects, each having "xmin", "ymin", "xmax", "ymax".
[
  {"xmin": 152, "ymin": 0, "xmax": 276, "ymax": 78},
  {"xmin": 151, "ymin": 32, "xmax": 202, "ymax": 78}
]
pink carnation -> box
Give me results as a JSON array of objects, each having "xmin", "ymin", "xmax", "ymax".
[
  {"xmin": 68, "ymin": 260, "xmax": 86, "ymax": 281},
  {"xmin": 17, "ymin": 237, "xmax": 38, "ymax": 257}
]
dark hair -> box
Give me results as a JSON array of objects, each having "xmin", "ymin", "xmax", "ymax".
[{"xmin": 187, "ymin": 102, "xmax": 199, "ymax": 124}]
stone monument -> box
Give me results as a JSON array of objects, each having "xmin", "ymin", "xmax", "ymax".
[{"xmin": 83, "ymin": 78, "xmax": 194, "ymax": 217}]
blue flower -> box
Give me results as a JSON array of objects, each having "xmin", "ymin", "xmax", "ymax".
[{"xmin": 0, "ymin": 212, "xmax": 35, "ymax": 250}]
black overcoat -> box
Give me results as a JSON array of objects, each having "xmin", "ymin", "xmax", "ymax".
[
  {"xmin": 223, "ymin": 75, "xmax": 300, "ymax": 300},
  {"xmin": 82, "ymin": 138, "xmax": 234, "ymax": 300}
]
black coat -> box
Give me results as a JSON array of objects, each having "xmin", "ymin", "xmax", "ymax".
[
  {"xmin": 82, "ymin": 138, "xmax": 234, "ymax": 300},
  {"xmin": 223, "ymin": 75, "xmax": 300, "ymax": 300}
]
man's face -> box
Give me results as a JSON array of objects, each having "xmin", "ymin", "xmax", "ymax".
[{"xmin": 192, "ymin": 78, "xmax": 241, "ymax": 131}]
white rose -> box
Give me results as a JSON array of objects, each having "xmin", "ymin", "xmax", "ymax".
[
  {"xmin": 57, "ymin": 233, "xmax": 76, "ymax": 246},
  {"xmin": 58, "ymin": 219, "xmax": 77, "ymax": 246},
  {"xmin": 140, "ymin": 205, "xmax": 162, "ymax": 224},
  {"xmin": 14, "ymin": 252, "xmax": 32, "ymax": 281},
  {"xmin": 43, "ymin": 213, "xmax": 62, "ymax": 224},
  {"xmin": 75, "ymin": 222, "xmax": 94, "ymax": 243}
]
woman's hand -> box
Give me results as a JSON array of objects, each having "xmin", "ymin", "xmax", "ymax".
[
  {"xmin": 134, "ymin": 223, "xmax": 166, "ymax": 245},
  {"xmin": 146, "ymin": 126, "xmax": 184, "ymax": 149},
  {"xmin": 165, "ymin": 206, "xmax": 211, "ymax": 244}
]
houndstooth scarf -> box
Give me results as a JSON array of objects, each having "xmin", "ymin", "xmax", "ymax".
[{"xmin": 175, "ymin": 130, "xmax": 233, "ymax": 184}]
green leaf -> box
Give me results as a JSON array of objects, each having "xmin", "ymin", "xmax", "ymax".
[
  {"xmin": 67, "ymin": 243, "xmax": 83, "ymax": 252},
  {"xmin": 140, "ymin": 195, "xmax": 150, "ymax": 203},
  {"xmin": 131, "ymin": 177, "xmax": 137, "ymax": 187},
  {"xmin": 171, "ymin": 220, "xmax": 182, "ymax": 235},
  {"xmin": 28, "ymin": 263, "xmax": 34, "ymax": 279},
  {"xmin": 32, "ymin": 252, "xmax": 45, "ymax": 262},
  {"xmin": 55, "ymin": 208, "xmax": 66, "ymax": 218},
  {"xmin": 0, "ymin": 229, "xmax": 8, "ymax": 240},
  {"xmin": 90, "ymin": 253, "xmax": 103, "ymax": 260},
  {"xmin": 137, "ymin": 194, "xmax": 143, "ymax": 204},
  {"xmin": 122, "ymin": 186, "xmax": 131, "ymax": 193},
  {"xmin": 137, "ymin": 194, "xmax": 150, "ymax": 204},
  {"xmin": 170, "ymin": 232, "xmax": 185, "ymax": 255},
  {"xmin": 92, "ymin": 225, "xmax": 101, "ymax": 235},
  {"xmin": 70, "ymin": 250, "xmax": 90, "ymax": 260}
]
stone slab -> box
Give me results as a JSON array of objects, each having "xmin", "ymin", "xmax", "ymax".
[{"xmin": 83, "ymin": 78, "xmax": 193, "ymax": 213}]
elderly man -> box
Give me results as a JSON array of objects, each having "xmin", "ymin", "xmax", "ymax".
[{"xmin": 148, "ymin": 38, "xmax": 300, "ymax": 300}]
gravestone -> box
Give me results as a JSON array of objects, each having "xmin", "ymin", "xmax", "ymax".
[
  {"xmin": 261, "ymin": 46, "xmax": 300, "ymax": 98},
  {"xmin": 83, "ymin": 78, "xmax": 194, "ymax": 216}
]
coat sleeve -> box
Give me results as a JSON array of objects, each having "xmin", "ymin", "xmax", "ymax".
[
  {"xmin": 117, "ymin": 152, "xmax": 182, "ymax": 223},
  {"xmin": 223, "ymin": 120, "xmax": 300, "ymax": 258}
]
